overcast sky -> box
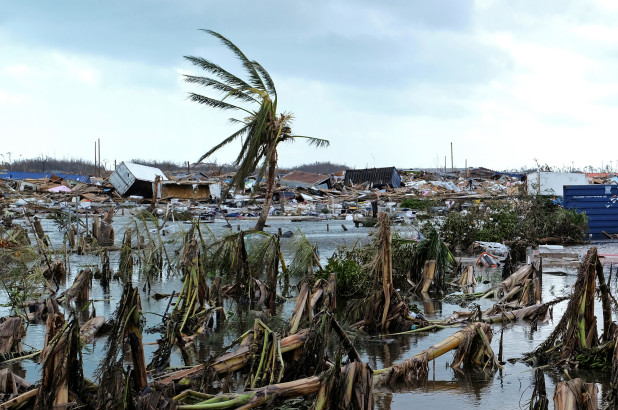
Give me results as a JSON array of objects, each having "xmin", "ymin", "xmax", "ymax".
[{"xmin": 2, "ymin": 0, "xmax": 618, "ymax": 172}]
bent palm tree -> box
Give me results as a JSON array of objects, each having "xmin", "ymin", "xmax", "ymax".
[{"xmin": 185, "ymin": 30, "xmax": 329, "ymax": 231}]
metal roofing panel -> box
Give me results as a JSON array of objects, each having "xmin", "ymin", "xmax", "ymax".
[
  {"xmin": 122, "ymin": 162, "xmax": 167, "ymax": 182},
  {"xmin": 280, "ymin": 171, "xmax": 329, "ymax": 185},
  {"xmin": 344, "ymin": 167, "xmax": 400, "ymax": 188}
]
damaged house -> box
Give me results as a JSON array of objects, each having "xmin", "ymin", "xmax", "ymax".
[
  {"xmin": 344, "ymin": 167, "xmax": 401, "ymax": 188},
  {"xmin": 109, "ymin": 162, "xmax": 167, "ymax": 198}
]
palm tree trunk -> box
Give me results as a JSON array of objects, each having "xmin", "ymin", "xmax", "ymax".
[
  {"xmin": 380, "ymin": 212, "xmax": 393, "ymax": 330},
  {"xmin": 255, "ymin": 148, "xmax": 277, "ymax": 231}
]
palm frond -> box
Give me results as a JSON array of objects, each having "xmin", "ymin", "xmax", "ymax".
[
  {"xmin": 184, "ymin": 56, "xmax": 253, "ymax": 91},
  {"xmin": 202, "ymin": 30, "xmax": 267, "ymax": 92},
  {"xmin": 183, "ymin": 75, "xmax": 259, "ymax": 104},
  {"xmin": 291, "ymin": 136, "xmax": 331, "ymax": 148},
  {"xmin": 187, "ymin": 93, "xmax": 253, "ymax": 114},
  {"xmin": 198, "ymin": 123, "xmax": 251, "ymax": 163},
  {"xmin": 228, "ymin": 117, "xmax": 248, "ymax": 125},
  {"xmin": 253, "ymin": 61, "xmax": 277, "ymax": 98},
  {"xmin": 287, "ymin": 230, "xmax": 321, "ymax": 277}
]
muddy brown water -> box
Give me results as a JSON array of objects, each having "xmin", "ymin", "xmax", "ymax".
[{"xmin": 2, "ymin": 214, "xmax": 617, "ymax": 409}]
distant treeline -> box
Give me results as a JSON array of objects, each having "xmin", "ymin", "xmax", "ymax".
[
  {"xmin": 5, "ymin": 157, "xmax": 97, "ymax": 175},
  {"xmin": 1, "ymin": 157, "xmax": 349, "ymax": 177},
  {"xmin": 284, "ymin": 161, "xmax": 349, "ymax": 175}
]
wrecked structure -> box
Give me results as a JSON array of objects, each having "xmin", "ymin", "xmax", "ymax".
[
  {"xmin": 109, "ymin": 162, "xmax": 167, "ymax": 198},
  {"xmin": 344, "ymin": 166, "xmax": 401, "ymax": 188},
  {"xmin": 526, "ymin": 171, "xmax": 587, "ymax": 196}
]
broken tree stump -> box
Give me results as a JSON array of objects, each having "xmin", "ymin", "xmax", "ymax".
[
  {"xmin": 97, "ymin": 208, "xmax": 115, "ymax": 247},
  {"xmin": 554, "ymin": 378, "xmax": 598, "ymax": 410}
]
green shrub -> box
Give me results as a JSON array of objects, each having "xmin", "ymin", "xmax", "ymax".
[{"xmin": 399, "ymin": 198, "xmax": 436, "ymax": 211}]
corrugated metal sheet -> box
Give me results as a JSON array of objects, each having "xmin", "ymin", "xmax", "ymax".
[
  {"xmin": 0, "ymin": 171, "xmax": 90, "ymax": 183},
  {"xmin": 563, "ymin": 185, "xmax": 618, "ymax": 239},
  {"xmin": 344, "ymin": 167, "xmax": 401, "ymax": 188}
]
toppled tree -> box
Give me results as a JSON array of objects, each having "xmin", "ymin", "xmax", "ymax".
[
  {"xmin": 374, "ymin": 322, "xmax": 499, "ymax": 386},
  {"xmin": 184, "ymin": 29, "xmax": 329, "ymax": 231}
]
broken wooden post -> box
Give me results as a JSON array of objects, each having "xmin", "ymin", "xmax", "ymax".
[
  {"xmin": 118, "ymin": 228, "xmax": 133, "ymax": 281},
  {"xmin": 92, "ymin": 215, "xmax": 100, "ymax": 240},
  {"xmin": 33, "ymin": 217, "xmax": 48, "ymax": 246},
  {"xmin": 68, "ymin": 227, "xmax": 76, "ymax": 250},
  {"xmin": 150, "ymin": 175, "xmax": 160, "ymax": 211}
]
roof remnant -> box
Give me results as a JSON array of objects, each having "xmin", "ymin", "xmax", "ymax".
[
  {"xmin": 344, "ymin": 167, "xmax": 401, "ymax": 188},
  {"xmin": 280, "ymin": 171, "xmax": 331, "ymax": 189}
]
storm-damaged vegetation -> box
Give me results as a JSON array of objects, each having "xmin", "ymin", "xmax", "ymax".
[
  {"xmin": 0, "ymin": 195, "xmax": 607, "ymax": 409},
  {"xmin": 440, "ymin": 195, "xmax": 588, "ymax": 252},
  {"xmin": 2, "ymin": 27, "xmax": 618, "ymax": 410}
]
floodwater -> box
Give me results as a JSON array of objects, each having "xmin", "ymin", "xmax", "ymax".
[{"xmin": 2, "ymin": 212, "xmax": 616, "ymax": 409}]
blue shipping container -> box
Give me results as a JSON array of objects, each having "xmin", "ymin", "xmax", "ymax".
[{"xmin": 563, "ymin": 185, "xmax": 618, "ymax": 240}]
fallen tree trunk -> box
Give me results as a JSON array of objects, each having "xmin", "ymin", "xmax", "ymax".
[
  {"xmin": 80, "ymin": 316, "xmax": 106, "ymax": 344},
  {"xmin": 373, "ymin": 322, "xmax": 495, "ymax": 386},
  {"xmin": 481, "ymin": 263, "xmax": 535, "ymax": 299},
  {"xmin": 155, "ymin": 329, "xmax": 310, "ymax": 387}
]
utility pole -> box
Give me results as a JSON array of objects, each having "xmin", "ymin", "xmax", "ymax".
[
  {"xmin": 450, "ymin": 142, "xmax": 454, "ymax": 172},
  {"xmin": 94, "ymin": 142, "xmax": 97, "ymax": 177},
  {"xmin": 98, "ymin": 138, "xmax": 101, "ymax": 177}
]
